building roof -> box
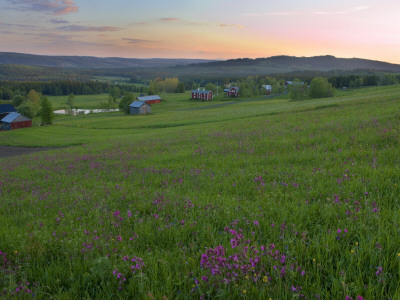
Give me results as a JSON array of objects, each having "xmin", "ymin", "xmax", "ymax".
[
  {"xmin": 262, "ymin": 85, "xmax": 272, "ymax": 90},
  {"xmin": 0, "ymin": 104, "xmax": 17, "ymax": 114},
  {"xmin": 130, "ymin": 101, "xmax": 148, "ymax": 108},
  {"xmin": 191, "ymin": 89, "xmax": 212, "ymax": 94},
  {"xmin": 230, "ymin": 87, "xmax": 240, "ymax": 91},
  {"xmin": 1, "ymin": 112, "xmax": 20, "ymax": 123},
  {"xmin": 137, "ymin": 95, "xmax": 161, "ymax": 101}
]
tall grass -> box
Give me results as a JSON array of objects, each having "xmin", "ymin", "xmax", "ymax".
[{"xmin": 0, "ymin": 85, "xmax": 399, "ymax": 299}]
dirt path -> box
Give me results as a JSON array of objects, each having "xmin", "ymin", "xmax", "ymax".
[{"xmin": 0, "ymin": 146, "xmax": 56, "ymax": 158}]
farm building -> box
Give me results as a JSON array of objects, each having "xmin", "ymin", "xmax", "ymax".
[
  {"xmin": 191, "ymin": 89, "xmax": 213, "ymax": 101},
  {"xmin": 262, "ymin": 85, "xmax": 272, "ymax": 94},
  {"xmin": 0, "ymin": 112, "xmax": 32, "ymax": 130},
  {"xmin": 137, "ymin": 95, "xmax": 162, "ymax": 104},
  {"xmin": 129, "ymin": 101, "xmax": 151, "ymax": 115},
  {"xmin": 227, "ymin": 87, "xmax": 240, "ymax": 97},
  {"xmin": 0, "ymin": 104, "xmax": 17, "ymax": 120}
]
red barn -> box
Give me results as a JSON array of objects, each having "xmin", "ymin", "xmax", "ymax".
[
  {"xmin": 1, "ymin": 112, "xmax": 32, "ymax": 130},
  {"xmin": 227, "ymin": 87, "xmax": 240, "ymax": 97},
  {"xmin": 137, "ymin": 95, "xmax": 162, "ymax": 104},
  {"xmin": 191, "ymin": 89, "xmax": 213, "ymax": 101}
]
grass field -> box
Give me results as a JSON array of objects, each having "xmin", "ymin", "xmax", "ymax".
[
  {"xmin": 47, "ymin": 91, "xmax": 246, "ymax": 110},
  {"xmin": 48, "ymin": 93, "xmax": 113, "ymax": 110},
  {"xmin": 0, "ymin": 85, "xmax": 399, "ymax": 299}
]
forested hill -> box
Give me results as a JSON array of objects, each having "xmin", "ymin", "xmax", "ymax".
[
  {"xmin": 1, "ymin": 53, "xmax": 400, "ymax": 81},
  {"xmin": 0, "ymin": 52, "xmax": 217, "ymax": 69},
  {"xmin": 183, "ymin": 55, "xmax": 400, "ymax": 74}
]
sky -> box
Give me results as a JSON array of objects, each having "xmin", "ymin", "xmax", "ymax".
[{"xmin": 1, "ymin": 0, "xmax": 400, "ymax": 63}]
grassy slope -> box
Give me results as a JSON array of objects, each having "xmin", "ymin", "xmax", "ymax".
[
  {"xmin": 0, "ymin": 86, "xmax": 397, "ymax": 147},
  {"xmin": 0, "ymin": 85, "xmax": 399, "ymax": 299}
]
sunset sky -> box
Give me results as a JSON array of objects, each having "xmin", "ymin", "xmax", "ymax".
[{"xmin": 1, "ymin": 0, "xmax": 399, "ymax": 63}]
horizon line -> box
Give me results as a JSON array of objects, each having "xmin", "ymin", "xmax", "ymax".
[{"xmin": 0, "ymin": 51, "xmax": 399, "ymax": 65}]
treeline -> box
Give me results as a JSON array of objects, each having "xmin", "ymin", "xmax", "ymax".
[
  {"xmin": 0, "ymin": 80, "xmax": 145, "ymax": 100},
  {"xmin": 328, "ymin": 74, "xmax": 399, "ymax": 88}
]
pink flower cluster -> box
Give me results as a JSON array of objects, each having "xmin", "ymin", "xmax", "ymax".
[{"xmin": 199, "ymin": 227, "xmax": 305, "ymax": 293}]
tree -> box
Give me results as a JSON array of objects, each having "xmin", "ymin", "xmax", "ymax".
[
  {"xmin": 176, "ymin": 81, "xmax": 185, "ymax": 93},
  {"xmin": 1, "ymin": 88, "xmax": 14, "ymax": 100},
  {"xmin": 67, "ymin": 93, "xmax": 75, "ymax": 109},
  {"xmin": 205, "ymin": 83, "xmax": 217, "ymax": 93},
  {"xmin": 148, "ymin": 81, "xmax": 158, "ymax": 95},
  {"xmin": 40, "ymin": 96, "xmax": 54, "ymax": 125},
  {"xmin": 164, "ymin": 78, "xmax": 179, "ymax": 93},
  {"xmin": 109, "ymin": 86, "xmax": 121, "ymax": 103},
  {"xmin": 17, "ymin": 101, "xmax": 38, "ymax": 119},
  {"xmin": 308, "ymin": 77, "xmax": 334, "ymax": 99},
  {"xmin": 118, "ymin": 92, "xmax": 135, "ymax": 114},
  {"xmin": 380, "ymin": 74, "xmax": 397, "ymax": 86},
  {"xmin": 12, "ymin": 95, "xmax": 27, "ymax": 107},
  {"xmin": 27, "ymin": 89, "xmax": 41, "ymax": 107},
  {"xmin": 289, "ymin": 80, "xmax": 307, "ymax": 101},
  {"xmin": 238, "ymin": 81, "xmax": 253, "ymax": 98}
]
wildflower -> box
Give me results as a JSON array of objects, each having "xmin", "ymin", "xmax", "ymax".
[
  {"xmin": 355, "ymin": 242, "xmax": 359, "ymax": 246},
  {"xmin": 230, "ymin": 238, "xmax": 238, "ymax": 249},
  {"xmin": 351, "ymin": 249, "xmax": 355, "ymax": 254},
  {"xmin": 242, "ymin": 290, "xmax": 246, "ymax": 294},
  {"xmin": 313, "ymin": 258, "xmax": 316, "ymax": 262}
]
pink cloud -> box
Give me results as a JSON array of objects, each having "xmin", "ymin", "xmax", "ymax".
[
  {"xmin": 122, "ymin": 38, "xmax": 158, "ymax": 44},
  {"xmin": 6, "ymin": 0, "xmax": 78, "ymax": 15},
  {"xmin": 160, "ymin": 18, "xmax": 180, "ymax": 22},
  {"xmin": 58, "ymin": 25, "xmax": 121, "ymax": 32}
]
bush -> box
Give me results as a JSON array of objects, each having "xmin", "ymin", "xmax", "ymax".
[
  {"xmin": 308, "ymin": 77, "xmax": 335, "ymax": 99},
  {"xmin": 118, "ymin": 92, "xmax": 135, "ymax": 114}
]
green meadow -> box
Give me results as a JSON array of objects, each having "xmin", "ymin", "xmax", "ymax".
[{"xmin": 0, "ymin": 85, "xmax": 399, "ymax": 299}]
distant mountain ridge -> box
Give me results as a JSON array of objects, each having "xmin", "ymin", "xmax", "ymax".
[
  {"xmin": 0, "ymin": 52, "xmax": 218, "ymax": 69},
  {"xmin": 1, "ymin": 53, "xmax": 400, "ymax": 81},
  {"xmin": 186, "ymin": 55, "xmax": 400, "ymax": 73}
]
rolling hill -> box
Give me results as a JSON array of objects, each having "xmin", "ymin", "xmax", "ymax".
[
  {"xmin": 1, "ymin": 52, "xmax": 399, "ymax": 81},
  {"xmin": 0, "ymin": 52, "xmax": 217, "ymax": 69}
]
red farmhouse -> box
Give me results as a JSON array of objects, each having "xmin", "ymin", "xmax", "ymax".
[
  {"xmin": 227, "ymin": 87, "xmax": 240, "ymax": 97},
  {"xmin": 1, "ymin": 112, "xmax": 32, "ymax": 130},
  {"xmin": 191, "ymin": 89, "xmax": 213, "ymax": 101},
  {"xmin": 137, "ymin": 95, "xmax": 162, "ymax": 104}
]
